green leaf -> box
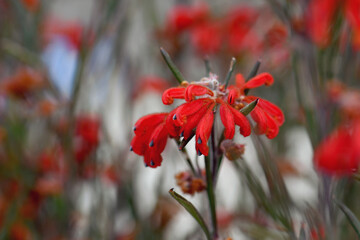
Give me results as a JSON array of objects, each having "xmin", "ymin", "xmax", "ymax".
[
  {"xmin": 224, "ymin": 57, "xmax": 236, "ymax": 88},
  {"xmin": 169, "ymin": 189, "xmax": 211, "ymax": 240},
  {"xmin": 240, "ymin": 99, "xmax": 258, "ymax": 116},
  {"xmin": 160, "ymin": 47, "xmax": 185, "ymax": 84},
  {"xmin": 335, "ymin": 200, "xmax": 360, "ymax": 238}
]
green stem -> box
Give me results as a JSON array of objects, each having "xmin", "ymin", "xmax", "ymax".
[
  {"xmin": 224, "ymin": 57, "xmax": 236, "ymax": 89},
  {"xmin": 205, "ymin": 125, "xmax": 218, "ymax": 238}
]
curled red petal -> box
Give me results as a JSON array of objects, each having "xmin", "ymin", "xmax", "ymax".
[
  {"xmin": 130, "ymin": 135, "xmax": 147, "ymax": 155},
  {"xmin": 195, "ymin": 103, "xmax": 215, "ymax": 156},
  {"xmin": 162, "ymin": 87, "xmax": 185, "ymax": 105},
  {"xmin": 181, "ymin": 105, "xmax": 209, "ymax": 139},
  {"xmin": 250, "ymin": 106, "xmax": 279, "ymax": 139},
  {"xmin": 175, "ymin": 98, "xmax": 213, "ymax": 126},
  {"xmin": 149, "ymin": 123, "xmax": 169, "ymax": 154},
  {"xmin": 250, "ymin": 107, "xmax": 268, "ymax": 134},
  {"xmin": 263, "ymin": 111, "xmax": 279, "ymax": 139},
  {"xmin": 219, "ymin": 103, "xmax": 235, "ymax": 139},
  {"xmin": 244, "ymin": 73, "xmax": 274, "ymax": 89},
  {"xmin": 257, "ymin": 98, "xmax": 285, "ymax": 125},
  {"xmin": 185, "ymin": 84, "xmax": 214, "ymax": 102},
  {"xmin": 144, "ymin": 151, "xmax": 163, "ymax": 168},
  {"xmin": 235, "ymin": 73, "xmax": 246, "ymax": 89},
  {"xmin": 228, "ymin": 105, "xmax": 251, "ymax": 137},
  {"xmin": 133, "ymin": 113, "xmax": 168, "ymax": 137},
  {"xmin": 227, "ymin": 86, "xmax": 240, "ymax": 105},
  {"xmin": 166, "ymin": 107, "xmax": 181, "ymax": 137}
]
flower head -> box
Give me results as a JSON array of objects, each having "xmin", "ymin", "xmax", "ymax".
[
  {"xmin": 314, "ymin": 121, "xmax": 360, "ymax": 176},
  {"xmin": 131, "ymin": 68, "xmax": 283, "ymax": 167}
]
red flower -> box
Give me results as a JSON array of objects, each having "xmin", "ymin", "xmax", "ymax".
[
  {"xmin": 130, "ymin": 113, "xmax": 169, "ymax": 167},
  {"xmin": 21, "ymin": 0, "xmax": 39, "ymax": 12},
  {"xmin": 191, "ymin": 22, "xmax": 222, "ymax": 55},
  {"xmin": 74, "ymin": 115, "xmax": 101, "ymax": 163},
  {"xmin": 0, "ymin": 68, "xmax": 45, "ymax": 99},
  {"xmin": 225, "ymin": 6, "xmax": 260, "ymax": 55},
  {"xmin": 131, "ymin": 71, "xmax": 283, "ymax": 167},
  {"xmin": 165, "ymin": 3, "xmax": 209, "ymax": 34},
  {"xmin": 306, "ymin": 0, "xmax": 339, "ymax": 48},
  {"xmin": 228, "ymin": 73, "xmax": 284, "ymax": 139},
  {"xmin": 42, "ymin": 18, "xmax": 86, "ymax": 50},
  {"xmin": 314, "ymin": 121, "xmax": 360, "ymax": 176}
]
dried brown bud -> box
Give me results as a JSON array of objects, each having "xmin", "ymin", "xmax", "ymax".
[{"xmin": 220, "ymin": 139, "xmax": 245, "ymax": 161}]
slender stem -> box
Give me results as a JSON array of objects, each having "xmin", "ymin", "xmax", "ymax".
[
  {"xmin": 181, "ymin": 148, "xmax": 197, "ymax": 176},
  {"xmin": 224, "ymin": 57, "xmax": 236, "ymax": 89},
  {"xmin": 205, "ymin": 123, "xmax": 218, "ymax": 239}
]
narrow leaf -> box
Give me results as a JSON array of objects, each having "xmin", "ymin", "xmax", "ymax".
[
  {"xmin": 299, "ymin": 224, "xmax": 306, "ymax": 240},
  {"xmin": 240, "ymin": 99, "xmax": 258, "ymax": 116},
  {"xmin": 335, "ymin": 200, "xmax": 360, "ymax": 238},
  {"xmin": 169, "ymin": 188, "xmax": 212, "ymax": 240},
  {"xmin": 246, "ymin": 60, "xmax": 262, "ymax": 80},
  {"xmin": 224, "ymin": 57, "xmax": 236, "ymax": 88},
  {"xmin": 160, "ymin": 47, "xmax": 185, "ymax": 84}
]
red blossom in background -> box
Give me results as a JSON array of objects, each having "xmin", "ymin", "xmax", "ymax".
[
  {"xmin": 74, "ymin": 115, "xmax": 101, "ymax": 164},
  {"xmin": 21, "ymin": 0, "xmax": 39, "ymax": 12},
  {"xmin": 314, "ymin": 121, "xmax": 360, "ymax": 176},
  {"xmin": 42, "ymin": 18, "xmax": 86, "ymax": 50},
  {"xmin": 0, "ymin": 68, "xmax": 45, "ymax": 99}
]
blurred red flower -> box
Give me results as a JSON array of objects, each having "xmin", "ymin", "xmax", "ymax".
[
  {"xmin": 74, "ymin": 115, "xmax": 101, "ymax": 164},
  {"xmin": 314, "ymin": 121, "xmax": 360, "ymax": 176},
  {"xmin": 165, "ymin": 2, "xmax": 209, "ymax": 34},
  {"xmin": 42, "ymin": 18, "xmax": 85, "ymax": 50},
  {"xmin": 0, "ymin": 68, "xmax": 45, "ymax": 99},
  {"xmin": 21, "ymin": 0, "xmax": 39, "ymax": 12},
  {"xmin": 191, "ymin": 22, "xmax": 222, "ymax": 55}
]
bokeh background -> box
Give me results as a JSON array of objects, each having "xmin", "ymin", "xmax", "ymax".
[{"xmin": 1, "ymin": 0, "xmax": 360, "ymax": 239}]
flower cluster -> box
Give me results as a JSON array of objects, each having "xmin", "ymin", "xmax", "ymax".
[
  {"xmin": 159, "ymin": 2, "xmax": 289, "ymax": 62},
  {"xmin": 314, "ymin": 82, "xmax": 360, "ymax": 176},
  {"xmin": 131, "ymin": 71, "xmax": 284, "ymax": 168},
  {"xmin": 299, "ymin": 0, "xmax": 360, "ymax": 49},
  {"xmin": 314, "ymin": 121, "xmax": 360, "ymax": 176}
]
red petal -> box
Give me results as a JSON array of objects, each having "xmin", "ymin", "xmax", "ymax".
[
  {"xmin": 144, "ymin": 151, "xmax": 163, "ymax": 168},
  {"xmin": 244, "ymin": 73, "xmax": 274, "ymax": 89},
  {"xmin": 219, "ymin": 102, "xmax": 235, "ymax": 139},
  {"xmin": 235, "ymin": 73, "xmax": 246, "ymax": 88},
  {"xmin": 263, "ymin": 111, "xmax": 279, "ymax": 139},
  {"xmin": 250, "ymin": 107, "xmax": 279, "ymax": 139},
  {"xmin": 181, "ymin": 105, "xmax": 209, "ymax": 139},
  {"xmin": 250, "ymin": 107, "xmax": 268, "ymax": 134},
  {"xmin": 130, "ymin": 135, "xmax": 147, "ymax": 155},
  {"xmin": 162, "ymin": 87, "xmax": 185, "ymax": 105},
  {"xmin": 185, "ymin": 84, "xmax": 214, "ymax": 102},
  {"xmin": 175, "ymin": 98, "xmax": 213, "ymax": 126},
  {"xmin": 257, "ymin": 98, "xmax": 284, "ymax": 125},
  {"xmin": 228, "ymin": 105, "xmax": 251, "ymax": 137},
  {"xmin": 133, "ymin": 113, "xmax": 167, "ymax": 137},
  {"xmin": 227, "ymin": 86, "xmax": 240, "ymax": 105},
  {"xmin": 166, "ymin": 107, "xmax": 181, "ymax": 137},
  {"xmin": 149, "ymin": 123, "xmax": 169, "ymax": 154},
  {"xmin": 195, "ymin": 103, "xmax": 215, "ymax": 156}
]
